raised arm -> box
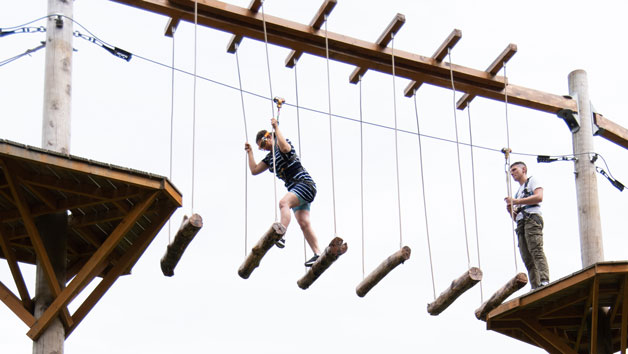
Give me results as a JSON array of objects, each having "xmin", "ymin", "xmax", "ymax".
[
  {"xmin": 271, "ymin": 118, "xmax": 291, "ymax": 154},
  {"xmin": 244, "ymin": 142, "xmax": 269, "ymax": 175}
]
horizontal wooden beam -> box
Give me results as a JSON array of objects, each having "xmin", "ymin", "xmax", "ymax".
[
  {"xmin": 594, "ymin": 113, "xmax": 628, "ymax": 149},
  {"xmin": 226, "ymin": 0, "xmax": 262, "ymax": 53},
  {"xmin": 285, "ymin": 0, "xmax": 336, "ymax": 67},
  {"xmin": 349, "ymin": 13, "xmax": 405, "ymax": 83},
  {"xmin": 456, "ymin": 43, "xmax": 517, "ymax": 109},
  {"xmin": 404, "ymin": 29, "xmax": 462, "ymax": 96}
]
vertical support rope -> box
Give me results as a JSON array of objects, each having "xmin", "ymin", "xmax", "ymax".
[
  {"xmin": 323, "ymin": 16, "xmax": 338, "ymax": 236},
  {"xmin": 293, "ymin": 59, "xmax": 307, "ymax": 263},
  {"xmin": 191, "ymin": 0, "xmax": 198, "ymax": 214},
  {"xmin": 447, "ymin": 48, "xmax": 471, "ymax": 269},
  {"xmin": 359, "ymin": 76, "xmax": 365, "ymax": 279},
  {"xmin": 168, "ymin": 27, "xmax": 176, "ymax": 244},
  {"xmin": 391, "ymin": 34, "xmax": 403, "ymax": 249},
  {"xmin": 466, "ymin": 103, "xmax": 484, "ymax": 302},
  {"xmin": 413, "ymin": 92, "xmax": 437, "ymax": 300},
  {"xmin": 503, "ymin": 62, "xmax": 519, "ymax": 273},
  {"xmin": 260, "ymin": 0, "xmax": 279, "ymax": 222},
  {"xmin": 234, "ymin": 44, "xmax": 249, "ymax": 257}
]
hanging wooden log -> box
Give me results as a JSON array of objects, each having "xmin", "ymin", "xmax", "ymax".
[
  {"xmin": 356, "ymin": 246, "xmax": 411, "ymax": 297},
  {"xmin": 427, "ymin": 267, "xmax": 483, "ymax": 315},
  {"xmin": 475, "ymin": 272, "xmax": 528, "ymax": 321},
  {"xmin": 160, "ymin": 214, "xmax": 203, "ymax": 277},
  {"xmin": 297, "ymin": 237, "xmax": 348, "ymax": 290},
  {"xmin": 238, "ymin": 222, "xmax": 286, "ymax": 279}
]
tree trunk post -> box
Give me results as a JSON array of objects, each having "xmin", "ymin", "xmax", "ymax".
[
  {"xmin": 356, "ymin": 246, "xmax": 411, "ymax": 298},
  {"xmin": 297, "ymin": 237, "xmax": 347, "ymax": 290},
  {"xmin": 238, "ymin": 222, "xmax": 286, "ymax": 279},
  {"xmin": 427, "ymin": 267, "xmax": 483, "ymax": 316},
  {"xmin": 160, "ymin": 214, "xmax": 203, "ymax": 276}
]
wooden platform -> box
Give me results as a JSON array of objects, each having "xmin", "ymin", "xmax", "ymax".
[
  {"xmin": 0, "ymin": 139, "xmax": 181, "ymax": 339},
  {"xmin": 487, "ymin": 261, "xmax": 628, "ymax": 353}
]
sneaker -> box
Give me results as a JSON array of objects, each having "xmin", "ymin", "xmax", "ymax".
[
  {"xmin": 275, "ymin": 238, "xmax": 286, "ymax": 249},
  {"xmin": 540, "ymin": 281, "xmax": 549, "ymax": 287},
  {"xmin": 304, "ymin": 254, "xmax": 320, "ymax": 267}
]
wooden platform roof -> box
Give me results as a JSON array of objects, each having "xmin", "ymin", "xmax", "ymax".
[
  {"xmin": 0, "ymin": 139, "xmax": 181, "ymax": 339},
  {"xmin": 487, "ymin": 261, "xmax": 628, "ymax": 354}
]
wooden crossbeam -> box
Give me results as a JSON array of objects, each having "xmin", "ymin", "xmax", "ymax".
[
  {"xmin": 164, "ymin": 17, "xmax": 180, "ymax": 37},
  {"xmin": 1, "ymin": 160, "xmax": 73, "ymax": 328},
  {"xmin": 404, "ymin": 29, "xmax": 461, "ymax": 96},
  {"xmin": 349, "ymin": 13, "xmax": 405, "ymax": 83},
  {"xmin": 226, "ymin": 0, "xmax": 263, "ymax": 53},
  {"xmin": 594, "ymin": 113, "xmax": 628, "ymax": 149},
  {"xmin": 456, "ymin": 43, "xmax": 518, "ymax": 109},
  {"xmin": 66, "ymin": 205, "xmax": 174, "ymax": 338},
  {"xmin": 0, "ymin": 280, "xmax": 35, "ymax": 327},
  {"xmin": 26, "ymin": 191, "xmax": 158, "ymax": 340},
  {"xmin": 0, "ymin": 227, "xmax": 32, "ymax": 311},
  {"xmin": 68, "ymin": 209, "xmax": 126, "ymax": 228},
  {"xmin": 285, "ymin": 0, "xmax": 336, "ymax": 67}
]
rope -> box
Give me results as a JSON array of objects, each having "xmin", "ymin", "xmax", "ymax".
[
  {"xmin": 324, "ymin": 15, "xmax": 338, "ymax": 236},
  {"xmin": 447, "ymin": 48, "xmax": 471, "ymax": 269},
  {"xmin": 168, "ymin": 29, "xmax": 176, "ymax": 244},
  {"xmin": 466, "ymin": 103, "xmax": 484, "ymax": 302},
  {"xmin": 391, "ymin": 34, "xmax": 403, "ymax": 249},
  {"xmin": 234, "ymin": 44, "xmax": 249, "ymax": 257},
  {"xmin": 502, "ymin": 62, "xmax": 519, "ymax": 273},
  {"xmin": 260, "ymin": 0, "xmax": 279, "ymax": 222},
  {"xmin": 413, "ymin": 91, "xmax": 436, "ymax": 300},
  {"xmin": 191, "ymin": 0, "xmax": 198, "ymax": 214},
  {"xmin": 359, "ymin": 75, "xmax": 365, "ymax": 279},
  {"xmin": 292, "ymin": 59, "xmax": 307, "ymax": 264}
]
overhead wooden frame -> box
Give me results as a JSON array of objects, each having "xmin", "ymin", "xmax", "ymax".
[
  {"xmin": 284, "ymin": 0, "xmax": 336, "ymax": 67},
  {"xmin": 348, "ymin": 13, "xmax": 405, "ymax": 84},
  {"xmin": 108, "ymin": 0, "xmax": 628, "ymax": 150},
  {"xmin": 404, "ymin": 28, "xmax": 461, "ymax": 96},
  {"xmin": 455, "ymin": 43, "xmax": 518, "ymax": 110},
  {"xmin": 226, "ymin": 0, "xmax": 262, "ymax": 53},
  {"xmin": 486, "ymin": 261, "xmax": 628, "ymax": 353},
  {"xmin": 0, "ymin": 139, "xmax": 182, "ymax": 340}
]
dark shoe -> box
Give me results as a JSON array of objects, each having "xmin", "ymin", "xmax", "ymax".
[
  {"xmin": 304, "ymin": 254, "xmax": 320, "ymax": 267},
  {"xmin": 275, "ymin": 238, "xmax": 286, "ymax": 249}
]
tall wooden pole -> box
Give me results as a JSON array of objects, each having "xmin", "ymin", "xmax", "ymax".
[
  {"xmin": 34, "ymin": 1, "xmax": 73, "ymax": 353},
  {"xmin": 568, "ymin": 70, "xmax": 604, "ymax": 267},
  {"xmin": 569, "ymin": 70, "xmax": 610, "ymax": 354}
]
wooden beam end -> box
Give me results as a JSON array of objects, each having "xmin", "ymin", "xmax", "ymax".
[
  {"xmin": 164, "ymin": 18, "xmax": 180, "ymax": 38},
  {"xmin": 404, "ymin": 80, "xmax": 422, "ymax": 97}
]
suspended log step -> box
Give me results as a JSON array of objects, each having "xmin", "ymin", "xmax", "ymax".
[
  {"xmin": 238, "ymin": 222, "xmax": 286, "ymax": 279},
  {"xmin": 160, "ymin": 213, "xmax": 203, "ymax": 277},
  {"xmin": 427, "ymin": 267, "xmax": 483, "ymax": 315},
  {"xmin": 297, "ymin": 237, "xmax": 348, "ymax": 290},
  {"xmin": 475, "ymin": 272, "xmax": 528, "ymax": 321},
  {"xmin": 356, "ymin": 246, "xmax": 411, "ymax": 297}
]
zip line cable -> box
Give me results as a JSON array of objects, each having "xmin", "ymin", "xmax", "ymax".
[
  {"xmin": 391, "ymin": 34, "xmax": 403, "ymax": 249},
  {"xmin": 234, "ymin": 43, "xmax": 250, "ymax": 257},
  {"xmin": 260, "ymin": 0, "xmax": 279, "ymax": 222},
  {"xmin": 466, "ymin": 103, "xmax": 484, "ymax": 302},
  {"xmin": 0, "ymin": 42, "xmax": 45, "ymax": 67},
  {"xmin": 413, "ymin": 91, "xmax": 437, "ymax": 300},
  {"xmin": 447, "ymin": 48, "xmax": 471, "ymax": 269},
  {"xmin": 324, "ymin": 15, "xmax": 338, "ymax": 237}
]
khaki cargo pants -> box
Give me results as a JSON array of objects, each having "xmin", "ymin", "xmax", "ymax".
[{"xmin": 516, "ymin": 214, "xmax": 549, "ymax": 289}]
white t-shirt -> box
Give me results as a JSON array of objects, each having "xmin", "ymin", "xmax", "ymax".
[{"xmin": 514, "ymin": 176, "xmax": 542, "ymax": 222}]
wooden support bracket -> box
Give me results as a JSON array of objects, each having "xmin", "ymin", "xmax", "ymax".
[
  {"xmin": 0, "ymin": 226, "xmax": 32, "ymax": 311},
  {"xmin": 284, "ymin": 0, "xmax": 336, "ymax": 67},
  {"xmin": 349, "ymin": 13, "xmax": 405, "ymax": 83},
  {"xmin": 164, "ymin": 17, "xmax": 180, "ymax": 37},
  {"xmin": 226, "ymin": 0, "xmax": 263, "ymax": 53},
  {"xmin": 356, "ymin": 246, "xmax": 411, "ymax": 297},
  {"xmin": 404, "ymin": 29, "xmax": 461, "ymax": 96},
  {"xmin": 427, "ymin": 266, "xmax": 483, "ymax": 316},
  {"xmin": 475, "ymin": 272, "xmax": 527, "ymax": 321},
  {"xmin": 297, "ymin": 237, "xmax": 347, "ymax": 290},
  {"xmin": 456, "ymin": 43, "xmax": 518, "ymax": 109},
  {"xmin": 160, "ymin": 213, "xmax": 203, "ymax": 276},
  {"xmin": 238, "ymin": 222, "xmax": 286, "ymax": 279}
]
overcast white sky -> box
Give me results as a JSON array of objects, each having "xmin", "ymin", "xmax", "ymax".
[{"xmin": 2, "ymin": 1, "xmax": 628, "ymax": 353}]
